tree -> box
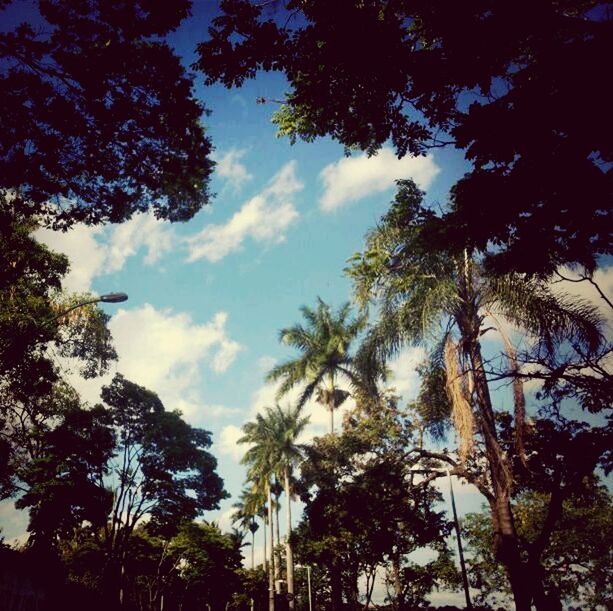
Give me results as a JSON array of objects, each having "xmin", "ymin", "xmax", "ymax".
[
  {"xmin": 266, "ymin": 298, "xmax": 366, "ymax": 433},
  {"xmin": 239, "ymin": 405, "xmax": 309, "ymax": 610},
  {"xmin": 232, "ymin": 485, "xmax": 262, "ymax": 569},
  {"xmin": 239, "ymin": 412, "xmax": 279, "ymax": 611},
  {"xmin": 171, "ymin": 521, "xmax": 244, "ymax": 611},
  {"xmin": 294, "ymin": 396, "xmax": 455, "ymax": 610},
  {"xmin": 1, "ymin": 0, "xmax": 213, "ymax": 228},
  {"xmin": 463, "ymin": 483, "xmax": 613, "ymax": 609},
  {"xmin": 266, "ymin": 404, "xmax": 309, "ymax": 610},
  {"xmin": 15, "ymin": 398, "xmax": 114, "ymax": 550},
  {"xmin": 98, "ymin": 374, "xmax": 228, "ymax": 604},
  {"xmin": 197, "ymin": 0, "xmax": 612, "ymax": 275},
  {"xmin": 346, "ymin": 180, "xmax": 606, "ymax": 610},
  {"xmin": 0, "ymin": 214, "xmax": 117, "ymax": 497}
]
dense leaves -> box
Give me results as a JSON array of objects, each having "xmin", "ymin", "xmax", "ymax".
[
  {"xmin": 0, "ymin": 215, "xmax": 117, "ymax": 498},
  {"xmin": 464, "ymin": 485, "xmax": 613, "ymax": 608},
  {"xmin": 1, "ymin": 0, "xmax": 214, "ymax": 227},
  {"xmin": 294, "ymin": 398, "xmax": 456, "ymax": 609}
]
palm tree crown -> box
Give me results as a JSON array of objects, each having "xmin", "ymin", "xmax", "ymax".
[{"xmin": 267, "ymin": 298, "xmax": 366, "ymax": 432}]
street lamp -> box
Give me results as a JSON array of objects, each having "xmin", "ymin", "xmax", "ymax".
[
  {"xmin": 295, "ymin": 565, "xmax": 312, "ymax": 611},
  {"xmin": 49, "ymin": 292, "xmax": 128, "ymax": 323}
]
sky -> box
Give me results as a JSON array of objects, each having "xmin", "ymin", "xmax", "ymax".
[{"xmin": 2, "ymin": 1, "xmax": 612, "ymax": 606}]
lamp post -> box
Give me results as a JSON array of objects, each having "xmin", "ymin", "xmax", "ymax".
[
  {"xmin": 295, "ymin": 565, "xmax": 312, "ymax": 611},
  {"xmin": 49, "ymin": 292, "xmax": 128, "ymax": 323}
]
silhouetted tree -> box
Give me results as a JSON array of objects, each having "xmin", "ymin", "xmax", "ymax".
[{"xmin": 1, "ymin": 0, "xmax": 213, "ymax": 227}]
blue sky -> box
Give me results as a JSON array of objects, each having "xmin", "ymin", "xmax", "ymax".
[{"xmin": 2, "ymin": 2, "xmax": 612, "ymax": 605}]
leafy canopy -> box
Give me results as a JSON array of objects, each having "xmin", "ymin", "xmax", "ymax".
[
  {"xmin": 197, "ymin": 0, "xmax": 612, "ymax": 274},
  {"xmin": 1, "ymin": 0, "xmax": 214, "ymax": 227}
]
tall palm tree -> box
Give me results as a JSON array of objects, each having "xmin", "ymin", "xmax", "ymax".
[
  {"xmin": 266, "ymin": 404, "xmax": 309, "ymax": 611},
  {"xmin": 239, "ymin": 414, "xmax": 277, "ymax": 611},
  {"xmin": 239, "ymin": 405, "xmax": 309, "ymax": 611},
  {"xmin": 348, "ymin": 179, "xmax": 604, "ymax": 611},
  {"xmin": 231, "ymin": 486, "xmax": 261, "ymax": 569},
  {"xmin": 267, "ymin": 298, "xmax": 366, "ymax": 433}
]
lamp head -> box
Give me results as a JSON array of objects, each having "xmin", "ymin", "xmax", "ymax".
[{"xmin": 99, "ymin": 292, "xmax": 128, "ymax": 303}]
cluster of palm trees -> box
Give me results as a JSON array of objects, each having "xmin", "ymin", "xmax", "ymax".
[
  {"xmin": 231, "ymin": 300, "xmax": 368, "ymax": 610},
  {"xmin": 232, "ymin": 405, "xmax": 308, "ymax": 610}
]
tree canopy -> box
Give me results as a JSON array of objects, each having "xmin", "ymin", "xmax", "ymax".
[
  {"xmin": 1, "ymin": 0, "xmax": 214, "ymax": 227},
  {"xmin": 197, "ymin": 0, "xmax": 612, "ymax": 274}
]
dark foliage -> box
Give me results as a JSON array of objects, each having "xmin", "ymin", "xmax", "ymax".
[
  {"xmin": 197, "ymin": 0, "xmax": 612, "ymax": 274},
  {"xmin": 1, "ymin": 0, "xmax": 214, "ymax": 227}
]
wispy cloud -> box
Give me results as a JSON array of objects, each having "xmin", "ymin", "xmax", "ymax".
[
  {"xmin": 319, "ymin": 148, "xmax": 440, "ymax": 212},
  {"xmin": 185, "ymin": 161, "xmax": 302, "ymax": 263},
  {"xmin": 214, "ymin": 148, "xmax": 253, "ymax": 191},
  {"xmin": 36, "ymin": 212, "xmax": 174, "ymax": 292}
]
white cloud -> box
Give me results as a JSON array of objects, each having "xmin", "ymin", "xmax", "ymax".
[
  {"xmin": 66, "ymin": 305, "xmax": 242, "ymax": 425},
  {"xmin": 105, "ymin": 213, "xmax": 174, "ymax": 270},
  {"xmin": 215, "ymin": 507, "xmax": 237, "ymax": 534},
  {"xmin": 36, "ymin": 213, "xmax": 174, "ymax": 292},
  {"xmin": 36, "ymin": 224, "xmax": 107, "ymax": 292},
  {"xmin": 386, "ymin": 347, "xmax": 426, "ymax": 401},
  {"xmin": 218, "ymin": 425, "xmax": 246, "ymax": 462},
  {"xmin": 0, "ymin": 499, "xmax": 29, "ymax": 544},
  {"xmin": 185, "ymin": 161, "xmax": 302, "ymax": 263},
  {"xmin": 319, "ymin": 148, "xmax": 440, "ymax": 212},
  {"xmin": 214, "ymin": 148, "xmax": 253, "ymax": 191}
]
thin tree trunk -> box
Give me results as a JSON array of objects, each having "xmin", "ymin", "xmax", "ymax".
[
  {"xmin": 284, "ymin": 467, "xmax": 295, "ymax": 610},
  {"xmin": 263, "ymin": 515, "xmax": 267, "ymax": 572},
  {"xmin": 449, "ymin": 473, "xmax": 472, "ymax": 609},
  {"xmin": 390, "ymin": 552, "xmax": 403, "ymax": 610},
  {"xmin": 329, "ymin": 404, "xmax": 334, "ymax": 434},
  {"xmin": 363, "ymin": 567, "xmax": 377, "ymax": 610},
  {"xmin": 251, "ymin": 528, "xmax": 255, "ymax": 570},
  {"xmin": 469, "ymin": 335, "xmax": 532, "ymax": 611},
  {"xmin": 267, "ymin": 482, "xmax": 275, "ymax": 611}
]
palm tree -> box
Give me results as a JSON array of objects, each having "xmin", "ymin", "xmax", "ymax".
[
  {"xmin": 266, "ymin": 404, "xmax": 309, "ymax": 611},
  {"xmin": 239, "ymin": 414, "xmax": 277, "ymax": 611},
  {"xmin": 267, "ymin": 298, "xmax": 366, "ymax": 433},
  {"xmin": 239, "ymin": 405, "xmax": 309, "ymax": 611},
  {"xmin": 347, "ymin": 179, "xmax": 604, "ymax": 611},
  {"xmin": 231, "ymin": 487, "xmax": 262, "ymax": 569}
]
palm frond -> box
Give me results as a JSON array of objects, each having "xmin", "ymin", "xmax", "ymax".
[{"xmin": 488, "ymin": 274, "xmax": 604, "ymax": 356}]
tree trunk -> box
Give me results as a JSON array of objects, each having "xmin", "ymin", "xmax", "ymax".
[
  {"xmin": 284, "ymin": 467, "xmax": 295, "ymax": 610},
  {"xmin": 330, "ymin": 560, "xmax": 343, "ymax": 611},
  {"xmin": 252, "ymin": 528, "xmax": 255, "ymax": 570},
  {"xmin": 263, "ymin": 516, "xmax": 267, "ymax": 572},
  {"xmin": 267, "ymin": 483, "xmax": 275, "ymax": 611},
  {"xmin": 390, "ymin": 552, "xmax": 404, "ymax": 610},
  {"xmin": 329, "ymin": 404, "xmax": 334, "ymax": 434},
  {"xmin": 457, "ymin": 291, "xmax": 535, "ymax": 611}
]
